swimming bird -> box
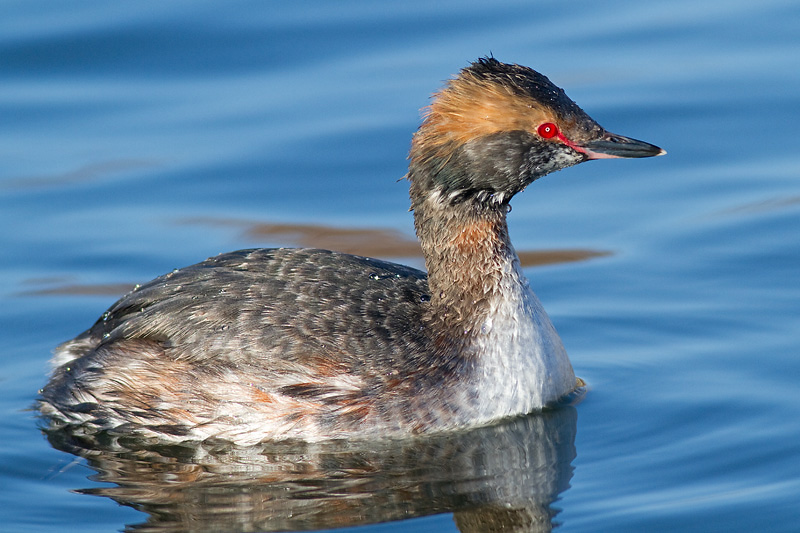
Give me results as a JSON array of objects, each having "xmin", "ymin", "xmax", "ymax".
[{"xmin": 39, "ymin": 58, "xmax": 664, "ymax": 444}]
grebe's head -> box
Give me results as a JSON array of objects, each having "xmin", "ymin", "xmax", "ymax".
[{"xmin": 409, "ymin": 57, "xmax": 664, "ymax": 206}]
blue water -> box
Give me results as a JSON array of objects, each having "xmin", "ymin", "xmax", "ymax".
[{"xmin": 2, "ymin": 1, "xmax": 799, "ymax": 531}]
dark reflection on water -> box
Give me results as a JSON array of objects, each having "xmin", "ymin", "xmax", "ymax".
[
  {"xmin": 44, "ymin": 407, "xmax": 577, "ymax": 532},
  {"xmin": 1, "ymin": 159, "xmax": 157, "ymax": 190},
  {"xmin": 180, "ymin": 216, "xmax": 611, "ymax": 267},
  {"xmin": 17, "ymin": 220, "xmax": 610, "ymax": 298}
]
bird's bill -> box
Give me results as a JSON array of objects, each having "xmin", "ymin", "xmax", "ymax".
[{"xmin": 580, "ymin": 131, "xmax": 666, "ymax": 159}]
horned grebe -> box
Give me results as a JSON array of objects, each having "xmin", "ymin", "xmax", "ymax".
[{"xmin": 39, "ymin": 58, "xmax": 664, "ymax": 444}]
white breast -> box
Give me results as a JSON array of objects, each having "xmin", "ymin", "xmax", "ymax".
[{"xmin": 471, "ymin": 251, "xmax": 576, "ymax": 419}]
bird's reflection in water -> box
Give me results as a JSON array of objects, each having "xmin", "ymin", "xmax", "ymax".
[{"xmin": 44, "ymin": 406, "xmax": 578, "ymax": 533}]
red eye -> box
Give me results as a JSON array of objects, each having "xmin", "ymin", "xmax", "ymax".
[{"xmin": 537, "ymin": 123, "xmax": 559, "ymax": 139}]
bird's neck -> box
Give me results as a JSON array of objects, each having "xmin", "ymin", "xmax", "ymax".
[
  {"xmin": 412, "ymin": 191, "xmax": 514, "ymax": 338},
  {"xmin": 410, "ymin": 182, "xmax": 577, "ymax": 412}
]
